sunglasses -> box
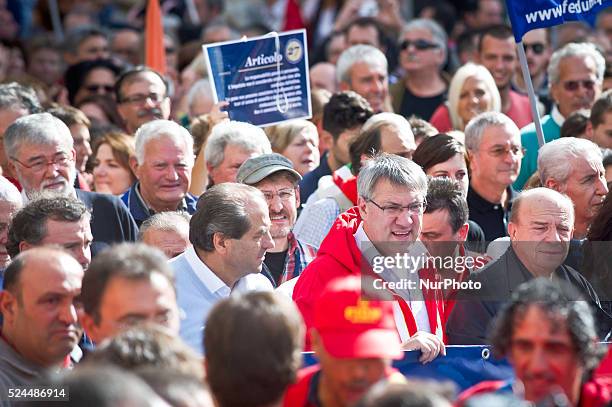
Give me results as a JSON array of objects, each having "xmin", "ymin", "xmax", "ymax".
[
  {"xmin": 86, "ymin": 84, "xmax": 114, "ymax": 93},
  {"xmin": 400, "ymin": 39, "xmax": 439, "ymax": 51},
  {"xmin": 523, "ymin": 42, "xmax": 545, "ymax": 55},
  {"xmin": 562, "ymin": 80, "xmax": 596, "ymax": 92}
]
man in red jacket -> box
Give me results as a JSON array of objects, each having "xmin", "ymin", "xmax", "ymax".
[
  {"xmin": 284, "ymin": 275, "xmax": 404, "ymax": 407},
  {"xmin": 457, "ymin": 279, "xmax": 611, "ymax": 407},
  {"xmin": 292, "ymin": 153, "xmax": 445, "ymax": 361}
]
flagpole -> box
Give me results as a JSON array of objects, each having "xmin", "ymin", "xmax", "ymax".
[{"xmin": 516, "ymin": 41, "xmax": 545, "ymax": 148}]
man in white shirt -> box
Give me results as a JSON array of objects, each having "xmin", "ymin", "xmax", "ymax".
[{"xmin": 171, "ymin": 183, "xmax": 275, "ymax": 353}]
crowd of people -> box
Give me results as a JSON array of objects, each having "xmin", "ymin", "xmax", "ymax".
[{"xmin": 0, "ymin": 0, "xmax": 612, "ymax": 406}]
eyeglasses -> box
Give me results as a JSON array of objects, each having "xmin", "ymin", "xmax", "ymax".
[
  {"xmin": 85, "ymin": 84, "xmax": 114, "ymax": 93},
  {"xmin": 483, "ymin": 145, "xmax": 526, "ymax": 158},
  {"xmin": 367, "ymin": 198, "xmax": 426, "ymax": 217},
  {"xmin": 261, "ymin": 188, "xmax": 296, "ymax": 202},
  {"xmin": 399, "ymin": 39, "xmax": 439, "ymax": 51},
  {"xmin": 562, "ymin": 80, "xmax": 596, "ymax": 92},
  {"xmin": 120, "ymin": 93, "xmax": 167, "ymax": 105},
  {"xmin": 11, "ymin": 153, "xmax": 72, "ymax": 173},
  {"xmin": 523, "ymin": 42, "xmax": 545, "ymax": 55}
]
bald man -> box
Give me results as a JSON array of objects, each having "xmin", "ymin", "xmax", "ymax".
[
  {"xmin": 309, "ymin": 62, "xmax": 337, "ymax": 93},
  {"xmin": 447, "ymin": 188, "xmax": 611, "ymax": 344},
  {"xmin": 0, "ymin": 248, "xmax": 84, "ymax": 391}
]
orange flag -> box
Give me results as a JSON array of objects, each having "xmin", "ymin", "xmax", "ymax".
[{"xmin": 145, "ymin": 0, "xmax": 166, "ymax": 75}]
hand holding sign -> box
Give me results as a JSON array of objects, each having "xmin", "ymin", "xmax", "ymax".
[{"xmin": 204, "ymin": 30, "xmax": 312, "ymax": 128}]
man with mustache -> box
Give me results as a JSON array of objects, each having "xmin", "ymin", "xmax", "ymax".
[
  {"xmin": 0, "ymin": 248, "xmax": 84, "ymax": 393},
  {"xmin": 514, "ymin": 42, "xmax": 605, "ymax": 190},
  {"xmin": 457, "ymin": 279, "xmax": 611, "ymax": 407},
  {"xmin": 122, "ymin": 119, "xmax": 196, "ymax": 227},
  {"xmin": 237, "ymin": 153, "xmax": 316, "ymax": 287},
  {"xmin": 3, "ymin": 113, "xmax": 138, "ymax": 251},
  {"xmin": 447, "ymin": 188, "xmax": 611, "ymax": 344},
  {"xmin": 465, "ymin": 112, "xmax": 522, "ymax": 241},
  {"xmin": 115, "ymin": 66, "xmax": 171, "ymax": 135}
]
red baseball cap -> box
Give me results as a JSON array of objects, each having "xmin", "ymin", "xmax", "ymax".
[{"xmin": 313, "ymin": 276, "xmax": 402, "ymax": 360}]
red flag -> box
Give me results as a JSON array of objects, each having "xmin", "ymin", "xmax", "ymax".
[
  {"xmin": 282, "ymin": 0, "xmax": 304, "ymax": 31},
  {"xmin": 145, "ymin": 0, "xmax": 166, "ymax": 74}
]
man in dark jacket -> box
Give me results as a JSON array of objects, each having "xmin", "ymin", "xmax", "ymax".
[{"xmin": 447, "ymin": 188, "xmax": 611, "ymax": 344}]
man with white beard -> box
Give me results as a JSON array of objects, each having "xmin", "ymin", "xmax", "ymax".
[
  {"xmin": 3, "ymin": 113, "xmax": 138, "ymax": 253},
  {"xmin": 237, "ymin": 154, "xmax": 316, "ymax": 287}
]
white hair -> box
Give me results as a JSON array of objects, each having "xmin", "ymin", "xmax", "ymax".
[
  {"xmin": 464, "ymin": 112, "xmax": 519, "ymax": 152},
  {"xmin": 336, "ymin": 44, "xmax": 388, "ymax": 85},
  {"xmin": 538, "ymin": 137, "xmax": 603, "ymax": 185},
  {"xmin": 204, "ymin": 121, "xmax": 272, "ymax": 169},
  {"xmin": 447, "ymin": 63, "xmax": 501, "ymax": 130},
  {"xmin": 0, "ymin": 176, "xmax": 21, "ymax": 206},
  {"xmin": 548, "ymin": 42, "xmax": 605, "ymax": 86},
  {"xmin": 134, "ymin": 119, "xmax": 194, "ymax": 165}
]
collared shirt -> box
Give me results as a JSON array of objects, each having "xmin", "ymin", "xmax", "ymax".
[
  {"xmin": 270, "ymin": 233, "xmax": 316, "ymax": 287},
  {"xmin": 171, "ymin": 246, "xmax": 273, "ymax": 354},
  {"xmin": 121, "ymin": 182, "xmax": 197, "ymax": 227},
  {"xmin": 0, "ymin": 334, "xmax": 44, "ymax": 405},
  {"xmin": 293, "ymin": 198, "xmax": 341, "ymax": 250},
  {"xmin": 353, "ymin": 223, "xmax": 431, "ymax": 340},
  {"xmin": 467, "ymin": 186, "xmax": 515, "ymax": 242}
]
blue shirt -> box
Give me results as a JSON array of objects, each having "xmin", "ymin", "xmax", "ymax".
[
  {"xmin": 171, "ymin": 246, "xmax": 273, "ymax": 354},
  {"xmin": 121, "ymin": 182, "xmax": 197, "ymax": 227}
]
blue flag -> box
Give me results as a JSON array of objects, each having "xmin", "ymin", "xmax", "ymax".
[{"xmin": 505, "ymin": 0, "xmax": 611, "ymax": 42}]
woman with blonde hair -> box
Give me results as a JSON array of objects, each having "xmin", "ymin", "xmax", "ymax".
[
  {"xmin": 265, "ymin": 119, "xmax": 320, "ymax": 176},
  {"xmin": 430, "ymin": 63, "xmax": 501, "ymax": 132},
  {"xmin": 91, "ymin": 132, "xmax": 137, "ymax": 195}
]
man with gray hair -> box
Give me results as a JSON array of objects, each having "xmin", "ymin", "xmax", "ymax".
[
  {"xmin": 337, "ymin": 44, "xmax": 390, "ymax": 113},
  {"xmin": 204, "ymin": 120, "xmax": 272, "ymax": 186},
  {"xmin": 390, "ymin": 19, "xmax": 448, "ymax": 121},
  {"xmin": 170, "ymin": 183, "xmax": 275, "ymax": 353},
  {"xmin": 121, "ymin": 119, "xmax": 196, "ymax": 227},
  {"xmin": 465, "ymin": 112, "xmax": 522, "ymax": 241},
  {"xmin": 139, "ymin": 211, "xmax": 191, "ymax": 259},
  {"xmin": 293, "ymin": 153, "xmax": 446, "ymax": 362},
  {"xmin": 237, "ymin": 154, "xmax": 316, "ymax": 287},
  {"xmin": 0, "ymin": 176, "xmax": 21, "ymax": 275},
  {"xmin": 447, "ymin": 187, "xmax": 611, "ymax": 344},
  {"xmin": 0, "ymin": 83, "xmax": 42, "ymax": 187},
  {"xmin": 538, "ymin": 137, "xmax": 608, "ymax": 240},
  {"xmin": 515, "ymin": 42, "xmax": 606, "ymax": 189},
  {"xmin": 294, "ymin": 112, "xmax": 416, "ymax": 249},
  {"xmin": 4, "ymin": 112, "xmax": 137, "ymax": 250}
]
